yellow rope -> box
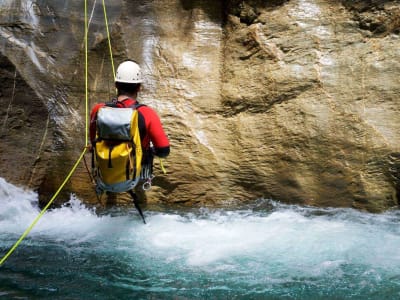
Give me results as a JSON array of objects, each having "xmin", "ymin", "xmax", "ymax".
[
  {"xmin": 159, "ymin": 158, "xmax": 167, "ymax": 174},
  {"xmin": 102, "ymin": 1, "xmax": 167, "ymax": 177},
  {"xmin": 102, "ymin": 0, "xmax": 115, "ymax": 80},
  {"xmin": 85, "ymin": 0, "xmax": 89, "ymax": 146},
  {"xmin": 0, "ymin": 149, "xmax": 87, "ymax": 266},
  {"xmin": 1, "ymin": 0, "xmax": 167, "ymax": 266},
  {"xmin": 0, "ymin": 0, "xmax": 90, "ymax": 266}
]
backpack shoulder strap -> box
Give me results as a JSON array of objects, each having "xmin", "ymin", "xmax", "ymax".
[
  {"xmin": 105, "ymin": 98, "xmax": 147, "ymax": 109},
  {"xmin": 103, "ymin": 98, "xmax": 119, "ymax": 107},
  {"xmin": 125, "ymin": 102, "xmax": 146, "ymax": 110},
  {"xmin": 101, "ymin": 99, "xmax": 146, "ymax": 140},
  {"xmin": 135, "ymin": 103, "xmax": 146, "ymax": 109}
]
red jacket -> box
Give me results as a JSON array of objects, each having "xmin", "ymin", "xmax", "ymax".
[{"xmin": 90, "ymin": 98, "xmax": 170, "ymax": 157}]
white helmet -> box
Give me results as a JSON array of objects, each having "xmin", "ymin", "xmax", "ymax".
[{"xmin": 115, "ymin": 60, "xmax": 143, "ymax": 83}]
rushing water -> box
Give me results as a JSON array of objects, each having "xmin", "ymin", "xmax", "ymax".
[{"xmin": 1, "ymin": 178, "xmax": 400, "ymax": 299}]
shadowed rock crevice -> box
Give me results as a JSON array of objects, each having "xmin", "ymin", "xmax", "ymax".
[
  {"xmin": 180, "ymin": 0, "xmax": 224, "ymax": 24},
  {"xmin": 224, "ymin": 0, "xmax": 290, "ymax": 24},
  {"xmin": 221, "ymin": 82, "xmax": 316, "ymax": 116},
  {"xmin": 0, "ymin": 54, "xmax": 50, "ymax": 189},
  {"xmin": 341, "ymin": 0, "xmax": 400, "ymax": 36},
  {"xmin": 388, "ymin": 153, "xmax": 400, "ymax": 206}
]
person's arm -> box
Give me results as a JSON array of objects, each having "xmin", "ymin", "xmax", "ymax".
[
  {"xmin": 143, "ymin": 107, "xmax": 170, "ymax": 157},
  {"xmin": 89, "ymin": 103, "xmax": 105, "ymax": 145},
  {"xmin": 153, "ymin": 144, "xmax": 170, "ymax": 158}
]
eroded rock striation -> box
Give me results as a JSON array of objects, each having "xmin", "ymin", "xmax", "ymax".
[{"xmin": 0, "ymin": 0, "xmax": 399, "ymax": 211}]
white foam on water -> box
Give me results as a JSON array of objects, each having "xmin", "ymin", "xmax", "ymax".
[
  {"xmin": 128, "ymin": 208, "xmax": 400, "ymax": 278},
  {"xmin": 1, "ymin": 177, "xmax": 400, "ymax": 280},
  {"xmin": 0, "ymin": 178, "xmax": 39, "ymax": 232}
]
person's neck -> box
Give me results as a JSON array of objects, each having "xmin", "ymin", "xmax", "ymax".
[{"xmin": 117, "ymin": 94, "xmax": 136, "ymax": 102}]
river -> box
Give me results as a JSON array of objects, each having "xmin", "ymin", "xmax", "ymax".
[{"xmin": 1, "ymin": 177, "xmax": 400, "ymax": 299}]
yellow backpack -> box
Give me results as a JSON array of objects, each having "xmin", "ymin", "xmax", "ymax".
[{"xmin": 93, "ymin": 104, "xmax": 143, "ymax": 194}]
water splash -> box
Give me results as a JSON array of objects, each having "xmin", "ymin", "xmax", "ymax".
[{"xmin": 1, "ymin": 177, "xmax": 400, "ymax": 299}]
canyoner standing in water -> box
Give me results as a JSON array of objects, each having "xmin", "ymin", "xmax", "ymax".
[{"xmin": 89, "ymin": 60, "xmax": 170, "ymax": 222}]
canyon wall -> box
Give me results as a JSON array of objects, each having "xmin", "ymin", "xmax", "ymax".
[{"xmin": 0, "ymin": 0, "xmax": 399, "ymax": 211}]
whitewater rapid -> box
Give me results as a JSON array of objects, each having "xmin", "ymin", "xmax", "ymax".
[{"xmin": 1, "ymin": 177, "xmax": 400, "ymax": 299}]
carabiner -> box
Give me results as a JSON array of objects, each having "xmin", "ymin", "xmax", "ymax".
[
  {"xmin": 142, "ymin": 181, "xmax": 152, "ymax": 191},
  {"xmin": 142, "ymin": 175, "xmax": 155, "ymax": 191}
]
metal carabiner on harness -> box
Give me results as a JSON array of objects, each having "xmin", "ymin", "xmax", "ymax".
[{"xmin": 142, "ymin": 175, "xmax": 155, "ymax": 191}]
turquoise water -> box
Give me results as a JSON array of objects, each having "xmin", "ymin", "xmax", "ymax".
[{"xmin": 1, "ymin": 178, "xmax": 400, "ymax": 299}]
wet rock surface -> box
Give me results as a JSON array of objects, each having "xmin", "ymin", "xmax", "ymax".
[{"xmin": 0, "ymin": 0, "xmax": 399, "ymax": 211}]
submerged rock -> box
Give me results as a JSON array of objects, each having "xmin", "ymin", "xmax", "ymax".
[{"xmin": 0, "ymin": 0, "xmax": 399, "ymax": 212}]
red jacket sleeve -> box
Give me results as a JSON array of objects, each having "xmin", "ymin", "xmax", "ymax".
[
  {"xmin": 90, "ymin": 102, "xmax": 170, "ymax": 157},
  {"xmin": 138, "ymin": 106, "xmax": 170, "ymax": 157},
  {"xmin": 89, "ymin": 103, "xmax": 105, "ymax": 144}
]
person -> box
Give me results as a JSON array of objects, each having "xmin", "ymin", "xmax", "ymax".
[{"xmin": 89, "ymin": 60, "xmax": 170, "ymax": 206}]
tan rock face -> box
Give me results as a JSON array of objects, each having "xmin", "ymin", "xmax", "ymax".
[{"xmin": 0, "ymin": 0, "xmax": 399, "ymax": 211}]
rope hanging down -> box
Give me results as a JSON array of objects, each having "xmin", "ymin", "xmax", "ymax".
[
  {"xmin": 0, "ymin": 0, "xmax": 166, "ymax": 265},
  {"xmin": 0, "ymin": 0, "xmax": 104, "ymax": 266},
  {"xmin": 0, "ymin": 150, "xmax": 87, "ymax": 266},
  {"xmin": 103, "ymin": 0, "xmax": 116, "ymax": 80}
]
